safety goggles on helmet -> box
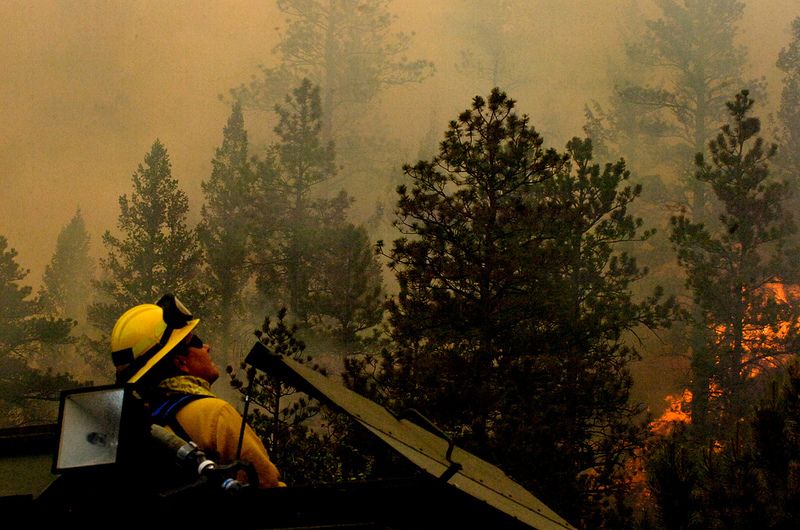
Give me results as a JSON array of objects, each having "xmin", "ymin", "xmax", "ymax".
[{"xmin": 157, "ymin": 293, "xmax": 193, "ymax": 329}]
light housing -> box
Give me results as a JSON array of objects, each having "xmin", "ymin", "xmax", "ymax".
[{"xmin": 52, "ymin": 385, "xmax": 132, "ymax": 473}]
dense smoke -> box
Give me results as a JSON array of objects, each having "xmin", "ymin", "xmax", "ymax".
[{"xmin": 0, "ymin": 0, "xmax": 792, "ymax": 280}]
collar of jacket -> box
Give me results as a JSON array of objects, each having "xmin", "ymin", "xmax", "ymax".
[{"xmin": 157, "ymin": 375, "xmax": 216, "ymax": 397}]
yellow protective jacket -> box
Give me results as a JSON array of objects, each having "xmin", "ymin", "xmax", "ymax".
[
  {"xmin": 173, "ymin": 397, "xmax": 284, "ymax": 488},
  {"xmin": 153, "ymin": 376, "xmax": 283, "ymax": 488}
]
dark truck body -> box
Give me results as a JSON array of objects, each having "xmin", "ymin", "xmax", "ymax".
[{"xmin": 1, "ymin": 344, "xmax": 576, "ymax": 530}]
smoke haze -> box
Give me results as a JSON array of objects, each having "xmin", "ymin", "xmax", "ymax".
[{"xmin": 0, "ymin": 0, "xmax": 797, "ymax": 284}]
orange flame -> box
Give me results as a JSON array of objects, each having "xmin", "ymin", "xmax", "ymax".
[
  {"xmin": 714, "ymin": 281, "xmax": 796, "ymax": 378},
  {"xmin": 651, "ymin": 281, "xmax": 798, "ymax": 436},
  {"xmin": 650, "ymin": 389, "xmax": 692, "ymax": 436}
]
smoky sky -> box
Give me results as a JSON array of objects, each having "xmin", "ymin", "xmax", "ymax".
[{"xmin": 0, "ymin": 0, "xmax": 796, "ymax": 284}]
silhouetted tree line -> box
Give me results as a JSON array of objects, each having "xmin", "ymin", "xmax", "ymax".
[{"xmin": 3, "ymin": 2, "xmax": 800, "ymax": 529}]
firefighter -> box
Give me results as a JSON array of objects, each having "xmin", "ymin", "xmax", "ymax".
[{"xmin": 110, "ymin": 293, "xmax": 284, "ymax": 489}]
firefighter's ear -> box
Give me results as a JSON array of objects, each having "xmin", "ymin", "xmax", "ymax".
[{"xmin": 173, "ymin": 353, "xmax": 188, "ymax": 372}]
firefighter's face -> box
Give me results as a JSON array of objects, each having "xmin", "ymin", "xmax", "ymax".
[{"xmin": 174, "ymin": 333, "xmax": 220, "ymax": 383}]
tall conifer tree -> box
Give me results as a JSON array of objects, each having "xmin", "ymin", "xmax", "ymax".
[
  {"xmin": 39, "ymin": 208, "xmax": 94, "ymax": 324},
  {"xmin": 670, "ymin": 91, "xmax": 799, "ymax": 434},
  {"xmin": 38, "ymin": 208, "xmax": 99, "ymax": 379},
  {"xmin": 231, "ymin": 0, "xmax": 434, "ymax": 140},
  {"xmin": 198, "ymin": 103, "xmax": 256, "ymax": 357},
  {"xmin": 252, "ymin": 79, "xmax": 340, "ymax": 322},
  {"xmin": 776, "ymin": 17, "xmax": 800, "ymax": 181},
  {"xmin": 308, "ymin": 223, "xmax": 384, "ymax": 344},
  {"xmin": 0, "ymin": 235, "xmax": 75, "ymax": 426},
  {"xmin": 375, "ymin": 89, "xmax": 674, "ymax": 527},
  {"xmin": 594, "ymin": 0, "xmax": 759, "ymax": 222},
  {"xmin": 90, "ymin": 140, "xmax": 201, "ymax": 335}
]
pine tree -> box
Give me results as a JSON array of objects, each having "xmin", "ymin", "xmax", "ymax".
[
  {"xmin": 742, "ymin": 363, "xmax": 800, "ymax": 527},
  {"xmin": 90, "ymin": 139, "xmax": 201, "ymax": 335},
  {"xmin": 0, "ymin": 235, "xmax": 76, "ymax": 426},
  {"xmin": 198, "ymin": 103, "xmax": 256, "ymax": 358},
  {"xmin": 376, "ymin": 89, "xmax": 674, "ymax": 527},
  {"xmin": 230, "ymin": 1, "xmax": 434, "ymax": 235},
  {"xmin": 251, "ymin": 79, "xmax": 342, "ymax": 323},
  {"xmin": 670, "ymin": 90, "xmax": 798, "ymax": 434},
  {"xmin": 646, "ymin": 423, "xmax": 702, "ymax": 530},
  {"xmin": 586, "ymin": 1, "xmax": 771, "ymax": 428},
  {"xmin": 228, "ymin": 308, "xmax": 375, "ymax": 485},
  {"xmin": 776, "ymin": 17, "xmax": 800, "ymax": 181},
  {"xmin": 308, "ymin": 223, "xmax": 384, "ymax": 345},
  {"xmin": 595, "ymin": 0, "xmax": 760, "ymax": 222},
  {"xmin": 39, "ymin": 208, "xmax": 94, "ymax": 325},
  {"xmin": 37, "ymin": 208, "xmax": 100, "ymax": 379},
  {"xmin": 231, "ymin": 0, "xmax": 434, "ymax": 140},
  {"xmin": 648, "ymin": 362, "xmax": 800, "ymax": 528}
]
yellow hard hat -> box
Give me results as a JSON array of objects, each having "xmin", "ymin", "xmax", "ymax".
[{"xmin": 111, "ymin": 293, "xmax": 199, "ymax": 384}]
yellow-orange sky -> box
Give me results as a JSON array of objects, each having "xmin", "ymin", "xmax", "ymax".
[{"xmin": 0, "ymin": 0, "xmax": 797, "ymax": 285}]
